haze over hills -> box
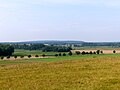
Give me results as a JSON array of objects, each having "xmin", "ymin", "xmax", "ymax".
[
  {"xmin": 0, "ymin": 40, "xmax": 120, "ymax": 44},
  {"xmin": 0, "ymin": 40, "xmax": 84, "ymax": 44},
  {"xmin": 0, "ymin": 40, "xmax": 120, "ymax": 47}
]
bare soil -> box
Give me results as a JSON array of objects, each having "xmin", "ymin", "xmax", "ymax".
[
  {"xmin": 2, "ymin": 56, "xmax": 54, "ymax": 61},
  {"xmin": 72, "ymin": 50, "xmax": 120, "ymax": 54}
]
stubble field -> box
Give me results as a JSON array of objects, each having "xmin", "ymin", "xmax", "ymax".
[{"xmin": 72, "ymin": 50, "xmax": 120, "ymax": 54}]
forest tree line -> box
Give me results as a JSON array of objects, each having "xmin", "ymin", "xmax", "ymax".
[{"xmin": 12, "ymin": 44, "xmax": 72, "ymax": 52}]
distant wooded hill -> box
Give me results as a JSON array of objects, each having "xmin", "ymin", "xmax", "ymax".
[
  {"xmin": 1, "ymin": 40, "xmax": 120, "ymax": 47},
  {"xmin": 4, "ymin": 40, "xmax": 84, "ymax": 45}
]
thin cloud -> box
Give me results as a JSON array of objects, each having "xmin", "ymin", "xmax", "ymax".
[
  {"xmin": 0, "ymin": 3, "xmax": 16, "ymax": 8},
  {"xmin": 1, "ymin": 0, "xmax": 120, "ymax": 8},
  {"xmin": 27, "ymin": 0, "xmax": 120, "ymax": 7}
]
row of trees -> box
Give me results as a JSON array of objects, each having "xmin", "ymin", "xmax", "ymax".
[
  {"xmin": 55, "ymin": 50, "xmax": 117, "ymax": 57},
  {"xmin": 74, "ymin": 50, "xmax": 117, "ymax": 55},
  {"xmin": 54, "ymin": 50, "xmax": 103, "ymax": 57},
  {"xmin": 13, "ymin": 44, "xmax": 45, "ymax": 50},
  {"xmin": 0, "ymin": 55, "xmax": 44, "ymax": 60},
  {"xmin": 0, "ymin": 50, "xmax": 117, "ymax": 60},
  {"xmin": 0, "ymin": 45, "xmax": 14, "ymax": 56},
  {"xmin": 72, "ymin": 50, "xmax": 102, "ymax": 55}
]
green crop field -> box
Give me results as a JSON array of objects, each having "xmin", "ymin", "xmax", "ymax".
[
  {"xmin": 1, "ymin": 54, "xmax": 120, "ymax": 90},
  {"xmin": 13, "ymin": 49, "xmax": 59, "ymax": 56}
]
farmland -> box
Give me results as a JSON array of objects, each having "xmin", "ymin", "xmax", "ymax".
[
  {"xmin": 13, "ymin": 49, "xmax": 58, "ymax": 56},
  {"xmin": 1, "ymin": 0, "xmax": 120, "ymax": 89},
  {"xmin": 1, "ymin": 51, "xmax": 120, "ymax": 89},
  {"xmin": 72, "ymin": 50, "xmax": 120, "ymax": 54}
]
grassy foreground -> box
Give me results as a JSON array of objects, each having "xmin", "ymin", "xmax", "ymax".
[{"xmin": 0, "ymin": 55, "xmax": 120, "ymax": 90}]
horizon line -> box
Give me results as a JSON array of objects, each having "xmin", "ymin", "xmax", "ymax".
[{"xmin": 0, "ymin": 40, "xmax": 120, "ymax": 43}]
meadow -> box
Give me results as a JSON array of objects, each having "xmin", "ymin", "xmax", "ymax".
[
  {"xmin": 1, "ymin": 50, "xmax": 120, "ymax": 90},
  {"xmin": 13, "ymin": 49, "xmax": 58, "ymax": 56}
]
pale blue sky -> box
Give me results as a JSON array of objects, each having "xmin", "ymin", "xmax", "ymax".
[{"xmin": 0, "ymin": 0, "xmax": 120, "ymax": 42}]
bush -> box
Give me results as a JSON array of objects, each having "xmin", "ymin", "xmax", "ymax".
[
  {"xmin": 63, "ymin": 53, "xmax": 66, "ymax": 56},
  {"xmin": 20, "ymin": 56, "xmax": 24, "ymax": 58},
  {"xmin": 68, "ymin": 51, "xmax": 72, "ymax": 56},
  {"xmin": 7, "ymin": 56, "xmax": 10, "ymax": 59},
  {"xmin": 55, "ymin": 54, "xmax": 58, "ymax": 57},
  {"xmin": 85, "ymin": 52, "xmax": 89, "ymax": 54},
  {"xmin": 82, "ymin": 51, "xmax": 86, "ymax": 55},
  {"xmin": 42, "ymin": 54, "xmax": 46, "ymax": 57},
  {"xmin": 1, "ymin": 56, "xmax": 4, "ymax": 60},
  {"xmin": 113, "ymin": 50, "xmax": 116, "ymax": 54},
  {"xmin": 35, "ymin": 55, "xmax": 39, "ymax": 57},
  {"xmin": 93, "ymin": 52, "xmax": 96, "ymax": 54},
  {"xmin": 59, "ymin": 53, "xmax": 62, "ymax": 56},
  {"xmin": 14, "ymin": 56, "xmax": 17, "ymax": 59},
  {"xmin": 101, "ymin": 51, "xmax": 103, "ymax": 54},
  {"xmin": 75, "ymin": 51, "xmax": 80, "ymax": 55},
  {"xmin": 89, "ymin": 51, "xmax": 93, "ymax": 54},
  {"xmin": 28, "ymin": 55, "xmax": 32, "ymax": 58},
  {"xmin": 96, "ymin": 50, "xmax": 100, "ymax": 54}
]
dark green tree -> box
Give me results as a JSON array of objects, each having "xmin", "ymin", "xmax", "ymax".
[
  {"xmin": 89, "ymin": 51, "xmax": 93, "ymax": 54},
  {"xmin": 82, "ymin": 51, "xmax": 86, "ymax": 55},
  {"xmin": 20, "ymin": 56, "xmax": 24, "ymax": 58},
  {"xmin": 14, "ymin": 56, "xmax": 17, "ymax": 59},
  {"xmin": 101, "ymin": 51, "xmax": 103, "ymax": 54},
  {"xmin": 113, "ymin": 50, "xmax": 116, "ymax": 54},
  {"xmin": 96, "ymin": 50, "xmax": 100, "ymax": 54},
  {"xmin": 28, "ymin": 55, "xmax": 32, "ymax": 58},
  {"xmin": 59, "ymin": 53, "xmax": 62, "ymax": 56},
  {"xmin": 1, "ymin": 56, "xmax": 4, "ymax": 60},
  {"xmin": 35, "ymin": 55, "xmax": 39, "ymax": 57},
  {"xmin": 75, "ymin": 51, "xmax": 80, "ymax": 55},
  {"xmin": 0, "ymin": 45, "xmax": 14, "ymax": 56},
  {"xmin": 55, "ymin": 54, "xmax": 58, "ymax": 57},
  {"xmin": 7, "ymin": 56, "xmax": 10, "ymax": 59},
  {"xmin": 63, "ymin": 53, "xmax": 66, "ymax": 56},
  {"xmin": 68, "ymin": 51, "xmax": 73, "ymax": 56},
  {"xmin": 42, "ymin": 54, "xmax": 46, "ymax": 57},
  {"xmin": 93, "ymin": 52, "xmax": 96, "ymax": 54}
]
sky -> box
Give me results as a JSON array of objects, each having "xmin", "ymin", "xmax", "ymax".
[{"xmin": 0, "ymin": 0, "xmax": 120, "ymax": 42}]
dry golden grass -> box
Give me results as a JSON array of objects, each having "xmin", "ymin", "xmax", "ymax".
[{"xmin": 1, "ymin": 57, "xmax": 120, "ymax": 90}]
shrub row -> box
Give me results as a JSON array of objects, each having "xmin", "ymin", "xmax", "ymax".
[{"xmin": 0, "ymin": 50, "xmax": 117, "ymax": 60}]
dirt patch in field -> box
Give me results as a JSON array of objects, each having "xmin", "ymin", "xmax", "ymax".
[{"xmin": 72, "ymin": 50, "xmax": 120, "ymax": 54}]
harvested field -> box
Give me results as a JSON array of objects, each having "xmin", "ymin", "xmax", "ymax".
[{"xmin": 72, "ymin": 50, "xmax": 120, "ymax": 54}]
